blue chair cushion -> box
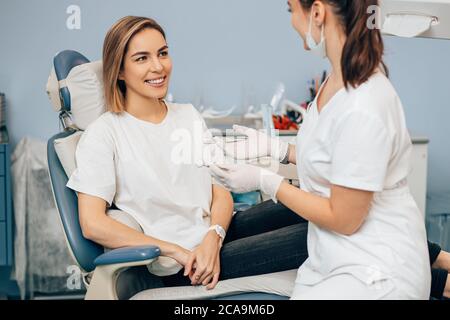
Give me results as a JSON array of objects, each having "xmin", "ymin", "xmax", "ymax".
[
  {"xmin": 48, "ymin": 130, "xmax": 104, "ymax": 272},
  {"xmin": 94, "ymin": 245, "xmax": 161, "ymax": 266}
]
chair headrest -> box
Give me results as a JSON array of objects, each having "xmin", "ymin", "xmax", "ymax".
[{"xmin": 46, "ymin": 50, "xmax": 107, "ymax": 130}]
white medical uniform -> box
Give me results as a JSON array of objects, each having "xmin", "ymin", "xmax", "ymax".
[
  {"xmin": 291, "ymin": 72, "xmax": 431, "ymax": 300},
  {"xmin": 67, "ymin": 102, "xmax": 215, "ymax": 255}
]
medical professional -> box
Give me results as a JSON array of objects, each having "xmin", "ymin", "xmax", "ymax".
[{"xmin": 210, "ymin": 0, "xmax": 431, "ymax": 299}]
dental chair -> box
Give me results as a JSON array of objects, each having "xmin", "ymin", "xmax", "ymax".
[{"xmin": 46, "ymin": 50, "xmax": 296, "ymax": 300}]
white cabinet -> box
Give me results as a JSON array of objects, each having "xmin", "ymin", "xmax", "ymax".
[{"xmin": 409, "ymin": 137, "xmax": 429, "ymax": 217}]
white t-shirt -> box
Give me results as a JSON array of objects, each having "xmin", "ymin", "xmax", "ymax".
[
  {"xmin": 294, "ymin": 72, "xmax": 431, "ymax": 299},
  {"xmin": 67, "ymin": 102, "xmax": 215, "ymax": 252}
]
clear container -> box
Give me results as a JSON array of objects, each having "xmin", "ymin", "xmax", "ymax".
[{"xmin": 261, "ymin": 104, "xmax": 275, "ymax": 137}]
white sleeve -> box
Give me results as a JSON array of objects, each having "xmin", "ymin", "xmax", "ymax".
[
  {"xmin": 66, "ymin": 122, "xmax": 116, "ymax": 206},
  {"xmin": 330, "ymin": 111, "xmax": 392, "ymax": 192}
]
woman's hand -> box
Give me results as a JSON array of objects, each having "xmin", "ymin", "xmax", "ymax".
[
  {"xmin": 209, "ymin": 163, "xmax": 284, "ymax": 201},
  {"xmin": 206, "ymin": 252, "xmax": 221, "ymax": 290},
  {"xmin": 215, "ymin": 125, "xmax": 289, "ymax": 162},
  {"xmin": 184, "ymin": 232, "xmax": 222, "ymax": 287},
  {"xmin": 169, "ymin": 244, "xmax": 192, "ymax": 267}
]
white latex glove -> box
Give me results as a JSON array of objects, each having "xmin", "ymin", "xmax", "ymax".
[
  {"xmin": 209, "ymin": 163, "xmax": 284, "ymax": 203},
  {"xmin": 214, "ymin": 125, "xmax": 289, "ymax": 162},
  {"xmin": 197, "ymin": 130, "xmax": 227, "ymax": 168}
]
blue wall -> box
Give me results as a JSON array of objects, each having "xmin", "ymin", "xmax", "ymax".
[
  {"xmin": 0, "ymin": 0, "xmax": 449, "ymax": 215},
  {"xmin": 383, "ymin": 36, "xmax": 450, "ymax": 215}
]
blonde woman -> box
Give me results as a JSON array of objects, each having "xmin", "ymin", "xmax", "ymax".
[{"xmin": 67, "ymin": 16, "xmax": 309, "ymax": 299}]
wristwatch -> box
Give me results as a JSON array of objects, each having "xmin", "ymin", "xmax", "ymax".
[{"xmin": 208, "ymin": 224, "xmax": 226, "ymax": 244}]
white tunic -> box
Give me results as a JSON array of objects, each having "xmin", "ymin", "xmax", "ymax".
[
  {"xmin": 293, "ymin": 72, "xmax": 431, "ymax": 299},
  {"xmin": 67, "ymin": 102, "xmax": 214, "ymax": 252}
]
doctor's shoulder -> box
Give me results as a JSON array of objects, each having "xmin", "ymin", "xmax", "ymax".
[{"xmin": 348, "ymin": 72, "xmax": 400, "ymax": 116}]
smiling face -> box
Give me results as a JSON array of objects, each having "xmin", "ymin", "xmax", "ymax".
[{"xmin": 119, "ymin": 28, "xmax": 172, "ymax": 102}]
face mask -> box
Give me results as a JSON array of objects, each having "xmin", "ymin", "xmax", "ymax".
[{"xmin": 306, "ymin": 11, "xmax": 327, "ymax": 58}]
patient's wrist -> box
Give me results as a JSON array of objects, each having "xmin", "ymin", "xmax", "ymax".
[
  {"xmin": 160, "ymin": 242, "xmax": 179, "ymax": 257},
  {"xmin": 205, "ymin": 230, "xmax": 222, "ymax": 245}
]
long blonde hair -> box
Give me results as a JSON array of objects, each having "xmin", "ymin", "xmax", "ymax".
[{"xmin": 102, "ymin": 16, "xmax": 166, "ymax": 113}]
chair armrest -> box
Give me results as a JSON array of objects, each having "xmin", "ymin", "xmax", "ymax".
[
  {"xmin": 93, "ymin": 245, "xmax": 160, "ymax": 267},
  {"xmin": 86, "ymin": 246, "xmax": 161, "ymax": 300}
]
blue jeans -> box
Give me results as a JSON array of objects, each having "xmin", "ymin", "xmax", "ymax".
[{"xmin": 116, "ymin": 201, "xmax": 309, "ymax": 299}]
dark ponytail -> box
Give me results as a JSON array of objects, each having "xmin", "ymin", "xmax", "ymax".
[{"xmin": 300, "ymin": 0, "xmax": 388, "ymax": 88}]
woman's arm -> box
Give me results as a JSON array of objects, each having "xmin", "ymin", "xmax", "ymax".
[
  {"xmin": 432, "ymin": 249, "xmax": 450, "ymax": 271},
  {"xmin": 277, "ymin": 181, "xmax": 373, "ymax": 236},
  {"xmin": 186, "ymin": 184, "xmax": 234, "ymax": 287},
  {"xmin": 78, "ymin": 193, "xmax": 190, "ymax": 264},
  {"xmin": 209, "ymin": 184, "xmax": 234, "ymax": 233}
]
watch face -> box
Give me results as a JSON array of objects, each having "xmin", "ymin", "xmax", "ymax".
[{"xmin": 216, "ymin": 226, "xmax": 226, "ymax": 239}]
